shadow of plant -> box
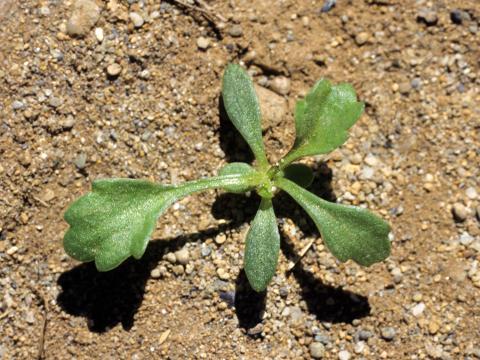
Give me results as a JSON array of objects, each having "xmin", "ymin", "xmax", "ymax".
[
  {"xmin": 280, "ymin": 231, "xmax": 371, "ymax": 324},
  {"xmin": 57, "ymin": 224, "xmax": 233, "ymax": 332}
]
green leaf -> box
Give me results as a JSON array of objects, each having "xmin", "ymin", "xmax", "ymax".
[
  {"xmin": 64, "ymin": 175, "xmax": 254, "ymax": 271},
  {"xmin": 222, "ymin": 64, "xmax": 269, "ymax": 168},
  {"xmin": 244, "ymin": 198, "xmax": 280, "ymax": 292},
  {"xmin": 218, "ymin": 162, "xmax": 257, "ymax": 193},
  {"xmin": 277, "ymin": 178, "xmax": 390, "ymax": 266},
  {"xmin": 282, "ymin": 79, "xmax": 364, "ymax": 166},
  {"xmin": 280, "ymin": 163, "xmax": 314, "ymax": 189}
]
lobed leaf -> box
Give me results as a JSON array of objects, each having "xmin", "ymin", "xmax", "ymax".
[
  {"xmin": 64, "ymin": 175, "xmax": 254, "ymax": 271},
  {"xmin": 244, "ymin": 198, "xmax": 280, "ymax": 292},
  {"xmin": 282, "ymin": 79, "xmax": 364, "ymax": 166},
  {"xmin": 277, "ymin": 178, "xmax": 390, "ymax": 266},
  {"xmin": 222, "ymin": 64, "xmax": 269, "ymax": 168}
]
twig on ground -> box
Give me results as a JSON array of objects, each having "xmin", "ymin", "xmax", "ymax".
[
  {"xmin": 287, "ymin": 238, "xmax": 316, "ymax": 271},
  {"xmin": 171, "ymin": 0, "xmax": 226, "ymax": 33}
]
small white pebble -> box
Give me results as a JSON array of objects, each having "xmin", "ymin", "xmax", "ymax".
[
  {"xmin": 412, "ymin": 302, "xmax": 425, "ymax": 317},
  {"xmin": 95, "ymin": 27, "xmax": 104, "ymax": 42}
]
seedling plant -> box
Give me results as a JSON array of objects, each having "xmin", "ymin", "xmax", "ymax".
[{"xmin": 63, "ymin": 64, "xmax": 391, "ymax": 292}]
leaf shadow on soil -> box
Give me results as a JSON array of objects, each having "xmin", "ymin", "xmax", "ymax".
[
  {"xmin": 57, "ymin": 162, "xmax": 370, "ymax": 333},
  {"xmin": 217, "ymin": 95, "xmax": 255, "ymax": 164},
  {"xmin": 56, "ymin": 223, "xmax": 236, "ymax": 333}
]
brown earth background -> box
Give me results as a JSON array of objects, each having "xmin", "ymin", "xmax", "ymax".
[{"xmin": 1, "ymin": 0, "xmax": 479, "ymax": 359}]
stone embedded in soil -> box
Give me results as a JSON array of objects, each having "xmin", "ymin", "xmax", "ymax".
[
  {"xmin": 355, "ymin": 32, "xmax": 369, "ymax": 46},
  {"xmin": 417, "ymin": 8, "xmax": 438, "ymax": 26},
  {"xmin": 381, "ymin": 327, "xmax": 396, "ymax": 341},
  {"xmin": 254, "ymin": 84, "xmax": 288, "ymax": 129},
  {"xmin": 466, "ymin": 187, "xmax": 478, "ymax": 200},
  {"xmin": 196, "ymin": 36, "xmax": 210, "ymax": 50},
  {"xmin": 228, "ymin": 24, "xmax": 243, "ymax": 37},
  {"xmin": 398, "ymin": 82, "xmax": 412, "ymax": 95},
  {"xmin": 269, "ymin": 76, "xmax": 291, "ymax": 95},
  {"xmin": 106, "ymin": 63, "xmax": 122, "ymax": 77},
  {"xmin": 74, "ymin": 153, "xmax": 87, "ymax": 169},
  {"xmin": 94, "ymin": 27, "xmax": 104, "ymax": 42},
  {"xmin": 452, "ymin": 202, "xmax": 469, "ymax": 222},
  {"xmin": 451, "ymin": 9, "xmax": 471, "ymax": 25},
  {"xmin": 338, "ymin": 350, "xmax": 351, "ymax": 360},
  {"xmin": 12, "ymin": 100, "xmax": 25, "ymax": 110},
  {"xmin": 309, "ymin": 342, "xmax": 325, "ymax": 359},
  {"xmin": 411, "ymin": 302, "xmax": 425, "ymax": 317},
  {"xmin": 459, "ymin": 232, "xmax": 474, "ymax": 246},
  {"xmin": 174, "ymin": 248, "xmax": 190, "ymax": 265},
  {"xmin": 129, "ymin": 12, "xmax": 144, "ymax": 28},
  {"xmin": 66, "ymin": 0, "xmax": 101, "ymax": 37}
]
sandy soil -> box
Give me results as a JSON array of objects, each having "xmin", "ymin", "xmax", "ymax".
[{"xmin": 1, "ymin": 0, "xmax": 479, "ymax": 359}]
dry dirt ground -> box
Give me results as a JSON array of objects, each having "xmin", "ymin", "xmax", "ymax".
[{"xmin": 1, "ymin": 0, "xmax": 480, "ymax": 359}]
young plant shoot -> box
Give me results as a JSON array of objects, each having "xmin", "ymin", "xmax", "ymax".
[{"xmin": 63, "ymin": 64, "xmax": 391, "ymax": 292}]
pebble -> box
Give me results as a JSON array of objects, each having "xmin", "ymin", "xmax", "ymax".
[
  {"xmin": 150, "ymin": 268, "xmax": 161, "ymax": 278},
  {"xmin": 417, "ymin": 8, "xmax": 438, "ymax": 26},
  {"xmin": 129, "ymin": 12, "xmax": 144, "ymax": 28},
  {"xmin": 217, "ymin": 268, "xmax": 229, "ymax": 280},
  {"xmin": 95, "ymin": 27, "xmax": 104, "ymax": 42},
  {"xmin": 357, "ymin": 329, "xmax": 373, "ymax": 341},
  {"xmin": 314, "ymin": 333, "xmax": 331, "ymax": 345},
  {"xmin": 428, "ymin": 320, "xmax": 440, "ymax": 335},
  {"xmin": 74, "ymin": 153, "xmax": 87, "ymax": 169},
  {"xmin": 39, "ymin": 6, "xmax": 50, "ymax": 16},
  {"xmin": 165, "ymin": 252, "xmax": 176, "ymax": 264},
  {"xmin": 459, "ymin": 232, "xmax": 474, "ymax": 246},
  {"xmin": 49, "ymin": 97, "xmax": 63, "ymax": 108},
  {"xmin": 25, "ymin": 311, "xmax": 35, "ymax": 324},
  {"xmin": 320, "ymin": 0, "xmax": 336, "ymax": 13},
  {"xmin": 466, "ymin": 187, "xmax": 478, "ymax": 200},
  {"xmin": 360, "ymin": 166, "xmax": 374, "ymax": 180},
  {"xmin": 196, "ymin": 36, "xmax": 210, "ymax": 50},
  {"xmin": 355, "ymin": 32, "xmax": 369, "ymax": 46},
  {"xmin": 200, "ymin": 244, "xmax": 211, "ymax": 257},
  {"xmin": 364, "ymin": 153, "xmax": 379, "ymax": 167},
  {"xmin": 450, "ymin": 9, "xmax": 471, "ymax": 25},
  {"xmin": 215, "ymin": 234, "xmax": 226, "ymax": 245},
  {"xmin": 228, "ymin": 25, "xmax": 243, "ymax": 37},
  {"xmin": 6, "ymin": 246, "xmax": 18, "ymax": 255},
  {"xmin": 354, "ymin": 341, "xmax": 365, "ymax": 354},
  {"xmin": 269, "ymin": 76, "xmax": 291, "ymax": 95},
  {"xmin": 66, "ymin": 0, "xmax": 101, "ymax": 37},
  {"xmin": 174, "ymin": 248, "xmax": 190, "ymax": 265},
  {"xmin": 398, "ymin": 82, "xmax": 412, "ymax": 95},
  {"xmin": 309, "ymin": 342, "xmax": 325, "ymax": 359},
  {"xmin": 172, "ymin": 265, "xmax": 184, "ymax": 275},
  {"xmin": 381, "ymin": 326, "xmax": 396, "ymax": 341},
  {"xmin": 255, "ymin": 85, "xmax": 288, "ymax": 129},
  {"xmin": 412, "ymin": 293, "xmax": 423, "ymax": 302},
  {"xmin": 12, "ymin": 100, "xmax": 25, "ymax": 110},
  {"xmin": 338, "ymin": 350, "xmax": 351, "ymax": 360},
  {"xmin": 452, "ymin": 203, "xmax": 469, "ymax": 222},
  {"xmin": 411, "ymin": 302, "xmax": 425, "ymax": 317},
  {"xmin": 106, "ymin": 63, "xmax": 122, "ymax": 77}
]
